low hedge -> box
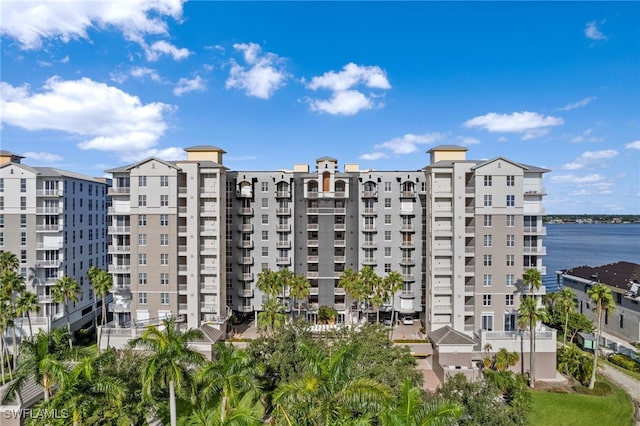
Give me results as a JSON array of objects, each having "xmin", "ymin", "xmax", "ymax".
[
  {"xmin": 573, "ymin": 381, "xmax": 613, "ymax": 396},
  {"xmin": 608, "ymin": 353, "xmax": 640, "ymax": 373}
]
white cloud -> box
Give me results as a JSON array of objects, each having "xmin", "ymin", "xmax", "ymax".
[
  {"xmin": 585, "ymin": 21, "xmax": 606, "ymax": 40},
  {"xmin": 549, "ymin": 174, "xmax": 605, "ymax": 184},
  {"xmin": 124, "ymin": 146, "xmax": 186, "ymax": 162},
  {"xmin": 457, "ymin": 136, "xmax": 480, "ymax": 145},
  {"xmin": 375, "ymin": 132, "xmax": 445, "ymax": 155},
  {"xmin": 558, "ymin": 96, "xmax": 596, "ymax": 111},
  {"xmin": 561, "ymin": 149, "xmax": 618, "ymax": 170},
  {"xmin": 173, "ymin": 75, "xmax": 205, "ymax": 96},
  {"xmin": 463, "ymin": 111, "xmax": 564, "ymax": 139},
  {"xmin": 143, "ymin": 40, "xmax": 190, "ymax": 61},
  {"xmin": 497, "ymin": 136, "xmax": 508, "ymax": 142},
  {"xmin": 23, "ymin": 151, "xmax": 62, "ymax": 162},
  {"xmin": 569, "ymin": 128, "xmax": 602, "ymax": 143},
  {"xmin": 225, "ymin": 42, "xmax": 288, "ymax": 99},
  {"xmin": 625, "ymin": 140, "xmax": 640, "ymax": 150},
  {"xmin": 305, "ymin": 63, "xmax": 391, "ymax": 116},
  {"xmin": 0, "ymin": 77, "xmax": 172, "ymax": 153},
  {"xmin": 0, "ymin": 0, "xmax": 184, "ymax": 49},
  {"xmin": 359, "ymin": 152, "xmax": 388, "ymax": 161},
  {"xmin": 131, "ymin": 67, "xmax": 162, "ymax": 81}
]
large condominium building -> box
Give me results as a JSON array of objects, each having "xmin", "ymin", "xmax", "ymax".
[
  {"xmin": 0, "ymin": 151, "xmax": 109, "ymax": 335},
  {"xmin": 105, "ymin": 146, "xmax": 229, "ymax": 331}
]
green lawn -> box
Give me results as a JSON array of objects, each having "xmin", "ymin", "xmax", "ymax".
[{"xmin": 529, "ymin": 378, "xmax": 635, "ymax": 426}]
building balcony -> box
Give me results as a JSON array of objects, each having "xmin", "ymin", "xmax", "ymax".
[
  {"xmin": 178, "ymin": 303, "xmax": 188, "ymax": 313},
  {"xmin": 277, "ymin": 224, "xmax": 291, "ymax": 232},
  {"xmin": 108, "ymin": 264, "xmax": 131, "ymax": 274},
  {"xmin": 362, "ymin": 240, "xmax": 376, "ymax": 248},
  {"xmin": 238, "ymin": 207, "xmax": 254, "ymax": 216},
  {"xmin": 399, "ymin": 209, "xmax": 415, "ymax": 216},
  {"xmin": 36, "ymin": 224, "xmax": 63, "ymax": 232},
  {"xmin": 465, "ymin": 285, "xmax": 475, "ymax": 293},
  {"xmin": 464, "ymin": 305, "xmax": 474, "ymax": 314},
  {"xmin": 524, "ymin": 187, "xmax": 547, "ymax": 196},
  {"xmin": 200, "ymin": 187, "xmax": 217, "ymax": 197},
  {"xmin": 107, "ymin": 187, "xmax": 130, "ymax": 196},
  {"xmin": 200, "ymin": 226, "xmax": 217, "ymax": 235},
  {"xmin": 307, "ymin": 255, "xmax": 319, "ymax": 263},
  {"xmin": 362, "ymin": 259, "xmax": 377, "ymax": 266},
  {"xmin": 36, "ymin": 189, "xmax": 63, "ymax": 197},
  {"xmin": 400, "ymin": 191, "xmax": 415, "ymax": 198},
  {"xmin": 307, "ymin": 239, "xmax": 318, "ymax": 247},
  {"xmin": 308, "ymin": 287, "xmax": 319, "ymax": 296},
  {"xmin": 36, "ymin": 207, "xmax": 62, "ymax": 214},
  {"xmin": 237, "ymin": 223, "xmax": 253, "ymax": 232},
  {"xmin": 238, "ymin": 256, "xmax": 253, "ymax": 265},
  {"xmin": 362, "ymin": 191, "xmax": 377, "ymax": 198},
  {"xmin": 200, "ymin": 284, "xmax": 217, "ymax": 294},
  {"xmin": 200, "ymin": 265, "xmax": 218, "ymax": 275},
  {"xmin": 523, "ymin": 226, "xmax": 547, "ymax": 235},
  {"xmin": 178, "ymin": 226, "xmax": 187, "ymax": 235},
  {"xmin": 433, "ymin": 303, "xmax": 452, "ymax": 312},
  {"xmin": 276, "ymin": 257, "xmax": 291, "ymax": 266},
  {"xmin": 334, "ymin": 207, "xmax": 346, "ymax": 215},
  {"xmin": 335, "ymin": 191, "xmax": 346, "ymax": 199},
  {"xmin": 237, "ymin": 305, "xmax": 254, "ymax": 313},
  {"xmin": 524, "ymin": 246, "xmax": 547, "ymax": 255},
  {"xmin": 306, "ymin": 191, "xmax": 319, "ymax": 199},
  {"xmin": 238, "ymin": 240, "xmax": 254, "ymax": 249},
  {"xmin": 362, "ymin": 208, "xmax": 376, "ymax": 216},
  {"xmin": 307, "ymin": 223, "xmax": 319, "ymax": 231},
  {"xmin": 523, "ymin": 266, "xmax": 547, "ymax": 275},
  {"xmin": 238, "ymin": 288, "xmax": 254, "ymax": 298},
  {"xmin": 433, "ymin": 285, "xmax": 452, "ymax": 294},
  {"xmin": 334, "ymin": 287, "xmax": 346, "ymax": 296},
  {"xmin": 178, "ymin": 284, "xmax": 188, "ymax": 293},
  {"xmin": 36, "ymin": 241, "xmax": 63, "ymax": 250},
  {"xmin": 108, "ymin": 226, "xmax": 130, "ymax": 234},
  {"xmin": 35, "ymin": 259, "xmax": 62, "ymax": 268},
  {"xmin": 108, "ymin": 245, "xmax": 131, "ymax": 254},
  {"xmin": 399, "ymin": 291, "xmax": 414, "ymax": 299},
  {"xmin": 334, "ymin": 256, "xmax": 345, "ymax": 263},
  {"xmin": 276, "ymin": 190, "xmax": 291, "ymax": 198},
  {"xmin": 400, "ymin": 224, "xmax": 415, "ymax": 232},
  {"xmin": 277, "ymin": 208, "xmax": 292, "ymax": 216},
  {"xmin": 401, "ymin": 274, "xmax": 415, "ymax": 282},
  {"xmin": 335, "ymin": 239, "xmax": 346, "ymax": 247},
  {"xmin": 307, "ymin": 271, "xmax": 319, "ymax": 279},
  {"xmin": 334, "ymin": 224, "xmax": 346, "ymax": 231},
  {"xmin": 400, "ymin": 241, "xmax": 415, "ymax": 249},
  {"xmin": 109, "ymin": 300, "xmax": 131, "ymax": 313},
  {"xmin": 307, "ymin": 208, "xmax": 319, "ymax": 215},
  {"xmin": 276, "ymin": 240, "xmax": 291, "ymax": 249},
  {"xmin": 400, "ymin": 257, "xmax": 415, "ymax": 265},
  {"xmin": 238, "ymin": 272, "xmax": 254, "ymax": 281},
  {"xmin": 178, "ymin": 186, "xmax": 187, "ymax": 196}
]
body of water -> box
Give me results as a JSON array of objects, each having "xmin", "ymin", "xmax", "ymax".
[{"xmin": 543, "ymin": 223, "xmax": 640, "ymax": 291}]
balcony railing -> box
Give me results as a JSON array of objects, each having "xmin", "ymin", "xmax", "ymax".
[
  {"xmin": 36, "ymin": 224, "xmax": 62, "ymax": 232},
  {"xmin": 108, "ymin": 226, "xmax": 130, "ymax": 234},
  {"xmin": 276, "ymin": 190, "xmax": 291, "ymax": 198},
  {"xmin": 277, "ymin": 208, "xmax": 291, "ymax": 215},
  {"xmin": 107, "ymin": 187, "xmax": 130, "ymax": 195},
  {"xmin": 334, "ymin": 240, "xmax": 346, "ymax": 247},
  {"xmin": 36, "ymin": 207, "xmax": 62, "ymax": 214},
  {"xmin": 36, "ymin": 189, "xmax": 62, "ymax": 196}
]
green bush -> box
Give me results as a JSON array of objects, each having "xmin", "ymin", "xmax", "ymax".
[
  {"xmin": 608, "ymin": 353, "xmax": 640, "ymax": 373},
  {"xmin": 573, "ymin": 381, "xmax": 613, "ymax": 396}
]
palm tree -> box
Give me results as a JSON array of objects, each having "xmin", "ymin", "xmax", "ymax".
[
  {"xmin": 0, "ymin": 270, "xmax": 24, "ymax": 370},
  {"xmin": 587, "ymin": 282, "xmax": 615, "ymax": 389},
  {"xmin": 184, "ymin": 392, "xmax": 265, "ymax": 426},
  {"xmin": 196, "ymin": 343, "xmax": 261, "ymax": 423},
  {"xmin": 5, "ymin": 328, "xmax": 77, "ymax": 402},
  {"xmin": 272, "ymin": 342, "xmax": 391, "ymax": 425},
  {"xmin": 130, "ymin": 317, "xmax": 205, "ymax": 426},
  {"xmin": 523, "ymin": 267, "xmax": 542, "ymax": 296},
  {"xmin": 258, "ymin": 297, "xmax": 287, "ymax": 335},
  {"xmin": 517, "ymin": 295, "xmax": 546, "ymax": 388},
  {"xmin": 0, "ymin": 251, "xmax": 19, "ymax": 274},
  {"xmin": 88, "ymin": 266, "xmax": 112, "ymax": 327},
  {"xmin": 289, "ymin": 274, "xmax": 310, "ymax": 318},
  {"xmin": 51, "ymin": 276, "xmax": 80, "ymax": 348},
  {"xmin": 379, "ymin": 379, "xmax": 463, "ymax": 426},
  {"xmin": 339, "ymin": 268, "xmax": 367, "ymax": 324},
  {"xmin": 15, "ymin": 290, "xmax": 40, "ymax": 339},
  {"xmin": 257, "ymin": 269, "xmax": 282, "ymax": 298},
  {"xmin": 384, "ymin": 271, "xmax": 403, "ymax": 334},
  {"xmin": 557, "ymin": 288, "xmax": 576, "ymax": 346}
]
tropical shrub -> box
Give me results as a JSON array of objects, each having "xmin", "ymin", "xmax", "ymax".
[
  {"xmin": 608, "ymin": 353, "xmax": 640, "ymax": 373},
  {"xmin": 557, "ymin": 343, "xmax": 593, "ymax": 385}
]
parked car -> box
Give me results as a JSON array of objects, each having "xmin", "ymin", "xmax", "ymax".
[{"xmin": 402, "ymin": 315, "xmax": 414, "ymax": 325}]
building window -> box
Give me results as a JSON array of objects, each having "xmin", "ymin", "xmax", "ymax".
[
  {"xmin": 0, "ymin": 232, "xmax": 3, "ymax": 246},
  {"xmin": 506, "ymin": 175, "xmax": 515, "ymax": 187},
  {"xmin": 506, "ymin": 294, "xmax": 514, "ymax": 306},
  {"xmin": 139, "ymin": 215, "xmax": 147, "ymax": 226},
  {"xmin": 138, "ymin": 195, "xmax": 146, "ymax": 207},
  {"xmin": 160, "ymin": 176, "xmax": 169, "ymax": 187},
  {"xmin": 385, "ymin": 214, "xmax": 392, "ymax": 225},
  {"xmin": 262, "ymin": 231, "xmax": 269, "ymax": 241},
  {"xmin": 0, "ymin": 215, "xmax": 3, "ymax": 228},
  {"xmin": 384, "ymin": 182, "xmax": 392, "ymax": 192},
  {"xmin": 384, "ymin": 231, "xmax": 391, "ymax": 241},
  {"xmin": 506, "ymin": 215, "xmax": 515, "ymax": 227},
  {"xmin": 484, "ymin": 215, "xmax": 492, "ymax": 227},
  {"xmin": 20, "ymin": 178, "xmax": 27, "ymax": 192},
  {"xmin": 262, "ymin": 247, "xmax": 269, "ymax": 257},
  {"xmin": 21, "ymin": 214, "xmax": 26, "ymax": 228},
  {"xmin": 506, "ymin": 235, "xmax": 515, "ymax": 247},
  {"xmin": 483, "ymin": 294, "xmax": 492, "ymax": 306},
  {"xmin": 0, "ymin": 197, "xmax": 3, "ymax": 210},
  {"xmin": 138, "ymin": 254, "xmax": 147, "ymax": 265},
  {"xmin": 484, "ymin": 195, "xmax": 492, "ymax": 207},
  {"xmin": 506, "ymin": 254, "xmax": 515, "ymax": 267},
  {"xmin": 384, "ymin": 263, "xmax": 391, "ymax": 273},
  {"xmin": 21, "ymin": 232, "xmax": 26, "ymax": 246},
  {"xmin": 161, "ymin": 273, "xmax": 169, "ymax": 285},
  {"xmin": 160, "ymin": 234, "xmax": 169, "ymax": 246},
  {"xmin": 139, "ymin": 292, "xmax": 147, "ymax": 304},
  {"xmin": 262, "ymin": 198, "xmax": 268, "ymax": 208},
  {"xmin": 505, "ymin": 313, "xmax": 516, "ymax": 331},
  {"xmin": 160, "ymin": 253, "xmax": 169, "ymax": 266},
  {"xmin": 483, "ymin": 254, "xmax": 492, "ymax": 266},
  {"xmin": 139, "ymin": 273, "xmax": 147, "ymax": 285},
  {"xmin": 160, "ymin": 214, "xmax": 169, "ymax": 226},
  {"xmin": 482, "ymin": 314, "xmax": 493, "ymax": 331},
  {"xmin": 384, "ymin": 247, "xmax": 392, "ymax": 257},
  {"xmin": 138, "ymin": 234, "xmax": 147, "ymax": 246},
  {"xmin": 261, "ymin": 182, "xmax": 268, "ymax": 192},
  {"xmin": 0, "ymin": 178, "xmax": 3, "ymax": 192},
  {"xmin": 261, "ymin": 214, "xmax": 268, "ymax": 225},
  {"xmin": 506, "ymin": 195, "xmax": 515, "ymax": 207},
  {"xmin": 484, "ymin": 175, "xmax": 492, "ymax": 187},
  {"xmin": 139, "ymin": 176, "xmax": 147, "ymax": 187},
  {"xmin": 619, "ymin": 314, "xmax": 624, "ymax": 328},
  {"xmin": 483, "ymin": 274, "xmax": 492, "ymax": 286},
  {"xmin": 160, "ymin": 195, "xmax": 168, "ymax": 207},
  {"xmin": 385, "ymin": 198, "xmax": 391, "ymax": 208},
  {"xmin": 483, "ymin": 235, "xmax": 492, "ymax": 247},
  {"xmin": 20, "ymin": 250, "xmax": 27, "ymax": 263},
  {"xmin": 161, "ymin": 292, "xmax": 169, "ymax": 305}
]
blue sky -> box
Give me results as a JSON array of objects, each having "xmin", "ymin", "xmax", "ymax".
[{"xmin": 1, "ymin": 1, "xmax": 638, "ymax": 214}]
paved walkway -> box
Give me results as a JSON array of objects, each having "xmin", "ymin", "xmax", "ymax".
[{"xmin": 599, "ymin": 363, "xmax": 640, "ymax": 424}]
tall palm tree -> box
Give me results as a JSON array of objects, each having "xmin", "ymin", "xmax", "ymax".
[
  {"xmin": 5, "ymin": 328, "xmax": 77, "ymax": 403},
  {"xmin": 379, "ymin": 379, "xmax": 463, "ymax": 426},
  {"xmin": 0, "ymin": 270, "xmax": 24, "ymax": 370},
  {"xmin": 587, "ymin": 282, "xmax": 615, "ymax": 390},
  {"xmin": 272, "ymin": 342, "xmax": 391, "ymax": 425},
  {"xmin": 289, "ymin": 274, "xmax": 310, "ymax": 318},
  {"xmin": 523, "ymin": 267, "xmax": 542, "ymax": 296},
  {"xmin": 196, "ymin": 343, "xmax": 261, "ymax": 423},
  {"xmin": 51, "ymin": 276, "xmax": 80, "ymax": 348},
  {"xmin": 557, "ymin": 287, "xmax": 576, "ymax": 346},
  {"xmin": 517, "ymin": 295, "xmax": 546, "ymax": 388},
  {"xmin": 257, "ymin": 269, "xmax": 282, "ymax": 298},
  {"xmin": 339, "ymin": 268, "xmax": 366, "ymax": 324},
  {"xmin": 384, "ymin": 271, "xmax": 403, "ymax": 334},
  {"xmin": 130, "ymin": 317, "xmax": 205, "ymax": 426},
  {"xmin": 15, "ymin": 290, "xmax": 40, "ymax": 339},
  {"xmin": 88, "ymin": 266, "xmax": 112, "ymax": 327},
  {"xmin": 0, "ymin": 251, "xmax": 19, "ymax": 274},
  {"xmin": 258, "ymin": 297, "xmax": 287, "ymax": 335}
]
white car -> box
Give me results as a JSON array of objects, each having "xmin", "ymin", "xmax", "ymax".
[{"xmin": 402, "ymin": 316, "xmax": 414, "ymax": 325}]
